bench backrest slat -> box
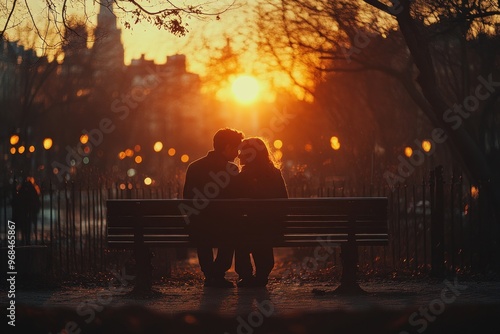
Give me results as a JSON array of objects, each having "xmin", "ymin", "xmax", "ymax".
[{"xmin": 106, "ymin": 198, "xmax": 388, "ymax": 248}]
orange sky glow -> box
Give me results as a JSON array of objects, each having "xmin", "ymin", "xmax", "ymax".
[{"xmin": 2, "ymin": 1, "xmax": 309, "ymax": 103}]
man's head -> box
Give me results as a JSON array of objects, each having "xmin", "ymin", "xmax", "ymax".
[{"xmin": 213, "ymin": 128, "xmax": 244, "ymax": 161}]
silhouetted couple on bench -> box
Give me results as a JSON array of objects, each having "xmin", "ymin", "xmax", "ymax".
[{"xmin": 183, "ymin": 128, "xmax": 288, "ymax": 288}]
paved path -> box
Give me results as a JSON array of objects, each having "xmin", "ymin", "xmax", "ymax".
[
  {"xmin": 10, "ymin": 275, "xmax": 500, "ymax": 316},
  {"xmin": 4, "ymin": 273, "xmax": 500, "ymax": 333}
]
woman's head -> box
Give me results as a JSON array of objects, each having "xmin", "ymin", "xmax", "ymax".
[{"xmin": 238, "ymin": 137, "xmax": 279, "ymax": 169}]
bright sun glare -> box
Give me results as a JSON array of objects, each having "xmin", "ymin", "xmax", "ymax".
[{"xmin": 231, "ymin": 75, "xmax": 260, "ymax": 104}]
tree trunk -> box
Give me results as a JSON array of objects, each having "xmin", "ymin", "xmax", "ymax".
[{"xmin": 395, "ymin": 4, "xmax": 500, "ymax": 271}]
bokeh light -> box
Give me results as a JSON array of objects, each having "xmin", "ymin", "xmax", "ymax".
[
  {"xmin": 153, "ymin": 141, "xmax": 163, "ymax": 152},
  {"xmin": 274, "ymin": 140, "xmax": 283, "ymax": 150},
  {"xmin": 43, "ymin": 138, "xmax": 53, "ymax": 150},
  {"xmin": 10, "ymin": 135, "xmax": 19, "ymax": 145},
  {"xmin": 404, "ymin": 147, "xmax": 413, "ymax": 158},
  {"xmin": 144, "ymin": 177, "xmax": 153, "ymax": 186},
  {"xmin": 181, "ymin": 154, "xmax": 189, "ymax": 163},
  {"xmin": 80, "ymin": 134, "xmax": 89, "ymax": 144},
  {"xmin": 330, "ymin": 136, "xmax": 340, "ymax": 150},
  {"xmin": 168, "ymin": 148, "xmax": 176, "ymax": 156},
  {"xmin": 471, "ymin": 186, "xmax": 479, "ymax": 199},
  {"xmin": 422, "ymin": 140, "xmax": 432, "ymax": 153}
]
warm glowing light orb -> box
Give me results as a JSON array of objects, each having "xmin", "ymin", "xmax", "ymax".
[
  {"xmin": 154, "ymin": 141, "xmax": 163, "ymax": 152},
  {"xmin": 330, "ymin": 136, "xmax": 340, "ymax": 150},
  {"xmin": 10, "ymin": 135, "xmax": 19, "ymax": 145},
  {"xmin": 421, "ymin": 140, "xmax": 432, "ymax": 153},
  {"xmin": 80, "ymin": 134, "xmax": 89, "ymax": 144},
  {"xmin": 231, "ymin": 75, "xmax": 260, "ymax": 104},
  {"xmin": 404, "ymin": 147, "xmax": 413, "ymax": 158},
  {"xmin": 43, "ymin": 138, "xmax": 53, "ymax": 150}
]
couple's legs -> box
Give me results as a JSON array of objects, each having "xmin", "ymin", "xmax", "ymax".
[
  {"xmin": 235, "ymin": 247, "xmax": 274, "ymax": 283},
  {"xmin": 254, "ymin": 247, "xmax": 274, "ymax": 282},
  {"xmin": 235, "ymin": 248, "xmax": 253, "ymax": 280},
  {"xmin": 197, "ymin": 247, "xmax": 233, "ymax": 280}
]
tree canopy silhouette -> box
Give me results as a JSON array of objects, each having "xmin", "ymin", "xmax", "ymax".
[{"xmin": 0, "ymin": 0, "xmax": 235, "ymax": 43}]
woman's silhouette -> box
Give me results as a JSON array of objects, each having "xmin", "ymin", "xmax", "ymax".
[{"xmin": 231, "ymin": 137, "xmax": 288, "ymax": 287}]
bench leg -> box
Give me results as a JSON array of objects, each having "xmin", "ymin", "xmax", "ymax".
[
  {"xmin": 335, "ymin": 243, "xmax": 367, "ymax": 294},
  {"xmin": 133, "ymin": 246, "xmax": 153, "ymax": 294}
]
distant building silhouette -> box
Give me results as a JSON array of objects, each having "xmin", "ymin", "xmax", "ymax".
[
  {"xmin": 93, "ymin": 0, "xmax": 125, "ymax": 77},
  {"xmin": 0, "ymin": 1, "xmax": 206, "ymax": 179}
]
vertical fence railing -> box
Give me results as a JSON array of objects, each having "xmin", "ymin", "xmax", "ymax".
[
  {"xmin": 0, "ymin": 174, "xmax": 491, "ymax": 278},
  {"xmin": 285, "ymin": 169, "xmax": 486, "ymax": 275}
]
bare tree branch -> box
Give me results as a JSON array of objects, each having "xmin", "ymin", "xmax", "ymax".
[
  {"xmin": 1, "ymin": 0, "xmax": 18, "ymax": 40},
  {"xmin": 363, "ymin": 0, "xmax": 392, "ymax": 15}
]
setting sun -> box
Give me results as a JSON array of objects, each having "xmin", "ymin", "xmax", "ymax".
[{"xmin": 231, "ymin": 75, "xmax": 260, "ymax": 104}]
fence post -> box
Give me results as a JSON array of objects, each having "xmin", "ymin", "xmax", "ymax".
[{"xmin": 430, "ymin": 166, "xmax": 445, "ymax": 277}]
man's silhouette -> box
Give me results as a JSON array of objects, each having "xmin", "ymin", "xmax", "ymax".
[
  {"xmin": 12, "ymin": 177, "xmax": 41, "ymax": 245},
  {"xmin": 183, "ymin": 128, "xmax": 244, "ymax": 288}
]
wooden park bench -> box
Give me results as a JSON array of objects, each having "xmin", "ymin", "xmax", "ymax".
[{"xmin": 106, "ymin": 197, "xmax": 388, "ymax": 294}]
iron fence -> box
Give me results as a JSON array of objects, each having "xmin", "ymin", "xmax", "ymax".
[{"xmin": 0, "ymin": 168, "xmax": 494, "ymax": 279}]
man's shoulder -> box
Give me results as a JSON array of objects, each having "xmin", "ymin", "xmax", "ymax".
[{"xmin": 186, "ymin": 153, "xmax": 210, "ymax": 170}]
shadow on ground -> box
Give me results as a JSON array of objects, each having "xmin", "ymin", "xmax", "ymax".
[{"xmin": 11, "ymin": 304, "xmax": 500, "ymax": 334}]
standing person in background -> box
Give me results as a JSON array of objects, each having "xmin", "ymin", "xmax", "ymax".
[
  {"xmin": 12, "ymin": 177, "xmax": 41, "ymax": 245},
  {"xmin": 183, "ymin": 128, "xmax": 244, "ymax": 288},
  {"xmin": 231, "ymin": 137, "xmax": 288, "ymax": 287}
]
